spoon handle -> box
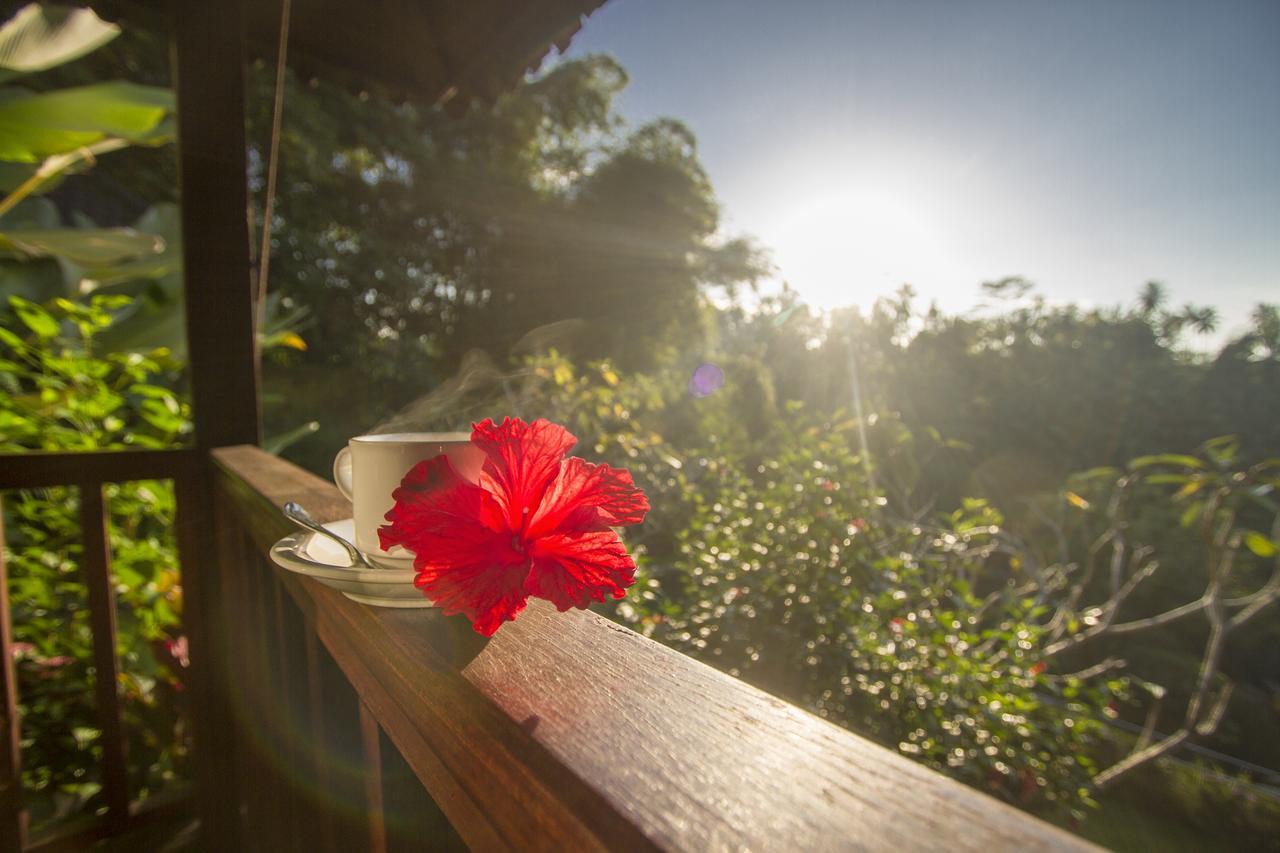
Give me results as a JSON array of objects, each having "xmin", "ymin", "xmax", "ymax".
[{"xmin": 282, "ymin": 501, "xmax": 372, "ymax": 568}]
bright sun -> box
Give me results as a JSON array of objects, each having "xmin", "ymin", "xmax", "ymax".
[{"xmin": 765, "ymin": 189, "xmax": 964, "ymax": 311}]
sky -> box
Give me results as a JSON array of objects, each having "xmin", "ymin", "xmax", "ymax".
[{"xmin": 565, "ymin": 0, "xmax": 1279, "ymax": 340}]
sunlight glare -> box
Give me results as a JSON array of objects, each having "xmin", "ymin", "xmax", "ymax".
[{"xmin": 766, "ymin": 188, "xmax": 969, "ymax": 311}]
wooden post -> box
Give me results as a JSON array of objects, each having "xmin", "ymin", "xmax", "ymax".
[
  {"xmin": 171, "ymin": 0, "xmax": 260, "ymax": 451},
  {"xmin": 304, "ymin": 631, "xmax": 338, "ymax": 853},
  {"xmin": 171, "ymin": 0, "xmax": 262, "ymax": 846},
  {"xmin": 173, "ymin": 468, "xmax": 238, "ymax": 847},
  {"xmin": 359, "ymin": 702, "xmax": 388, "ymax": 853},
  {"xmin": 78, "ymin": 483, "xmax": 130, "ymax": 833},
  {"xmin": 0, "ymin": 501, "xmax": 27, "ymax": 851}
]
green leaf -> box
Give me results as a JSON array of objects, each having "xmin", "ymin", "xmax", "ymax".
[
  {"xmin": 260, "ymin": 329, "xmax": 307, "ymax": 352},
  {"xmin": 0, "ymin": 324, "xmax": 25, "ymax": 349},
  {"xmin": 1172, "ymin": 479, "xmax": 1203, "ymax": 500},
  {"xmin": 0, "ymin": 4, "xmax": 120, "ymax": 83},
  {"xmin": 1064, "ymin": 491, "xmax": 1090, "ymax": 510},
  {"xmin": 1201, "ymin": 436, "xmax": 1240, "ymax": 466},
  {"xmin": 1075, "ymin": 466, "xmax": 1120, "ymax": 480},
  {"xmin": 1130, "ymin": 453, "xmax": 1205, "ymax": 470},
  {"xmin": 9, "ymin": 294, "xmax": 56, "ymax": 337},
  {"xmin": 0, "ymin": 82, "xmax": 173, "ymax": 162},
  {"xmin": 95, "ymin": 284, "xmax": 186, "ymax": 356},
  {"xmin": 0, "ymin": 134, "xmax": 125, "ymax": 218},
  {"xmin": 1244, "ymin": 531, "xmax": 1277, "ymax": 558},
  {"xmin": 80, "ymin": 202, "xmax": 182, "ymax": 287},
  {"xmin": 0, "ymin": 227, "xmax": 163, "ymax": 265}
]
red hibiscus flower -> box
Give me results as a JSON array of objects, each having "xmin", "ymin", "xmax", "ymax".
[{"xmin": 378, "ymin": 418, "xmax": 649, "ymax": 636}]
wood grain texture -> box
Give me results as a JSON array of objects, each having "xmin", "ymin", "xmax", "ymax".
[{"xmin": 212, "ymin": 445, "xmax": 1097, "ymax": 852}]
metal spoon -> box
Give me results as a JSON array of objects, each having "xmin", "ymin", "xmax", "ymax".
[{"xmin": 282, "ymin": 501, "xmax": 372, "ymax": 568}]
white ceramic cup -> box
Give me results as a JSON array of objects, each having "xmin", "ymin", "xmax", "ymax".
[{"xmin": 333, "ymin": 433, "xmax": 485, "ymax": 568}]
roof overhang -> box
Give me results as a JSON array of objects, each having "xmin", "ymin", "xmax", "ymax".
[{"xmin": 91, "ymin": 0, "xmax": 608, "ymax": 109}]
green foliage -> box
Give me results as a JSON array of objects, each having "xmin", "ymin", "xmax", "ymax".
[
  {"xmin": 1093, "ymin": 759, "xmax": 1280, "ymax": 851},
  {"xmin": 1, "ymin": 295, "xmax": 189, "ymax": 830},
  {"xmin": 0, "ymin": 6, "xmax": 192, "ymax": 830},
  {"xmin": 2, "ymin": 4, "xmax": 1275, "ymax": 840},
  {"xmin": 488, "ymin": 352, "xmax": 1276, "ymax": 823},
  {"xmin": 0, "ymin": 295, "xmax": 188, "ymax": 447},
  {"xmin": 0, "ymin": 80, "xmax": 172, "ymax": 162},
  {"xmin": 0, "ymin": 4, "xmax": 120, "ymax": 84},
  {"xmin": 494, "ymin": 353, "xmax": 1123, "ymax": 815},
  {"xmin": 253, "ymin": 54, "xmax": 769, "ymax": 471},
  {"xmin": 724, "ymin": 284, "xmax": 1280, "ymax": 513}
]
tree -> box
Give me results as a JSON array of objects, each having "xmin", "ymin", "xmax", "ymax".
[
  {"xmin": 1137, "ymin": 281, "xmax": 1166, "ymax": 317},
  {"xmin": 1040, "ymin": 441, "xmax": 1280, "ymax": 787},
  {"xmin": 246, "ymin": 55, "xmax": 768, "ymax": 469}
]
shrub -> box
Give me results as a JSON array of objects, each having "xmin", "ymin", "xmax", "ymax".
[
  {"xmin": 1, "ymin": 295, "xmax": 189, "ymax": 829},
  {"xmin": 513, "ymin": 353, "xmax": 1124, "ymax": 815}
]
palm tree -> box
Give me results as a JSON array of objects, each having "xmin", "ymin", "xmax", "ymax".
[
  {"xmin": 1248, "ymin": 303, "xmax": 1279, "ymax": 358},
  {"xmin": 1137, "ymin": 280, "xmax": 1166, "ymax": 317},
  {"xmin": 1182, "ymin": 304, "xmax": 1219, "ymax": 335}
]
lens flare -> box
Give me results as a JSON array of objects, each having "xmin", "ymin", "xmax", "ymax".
[{"xmin": 688, "ymin": 363, "xmax": 725, "ymax": 398}]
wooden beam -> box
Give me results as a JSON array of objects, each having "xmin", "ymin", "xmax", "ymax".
[
  {"xmin": 212, "ymin": 445, "xmax": 1098, "ymax": 852},
  {"xmin": 78, "ymin": 483, "xmax": 130, "ymax": 833},
  {"xmin": 0, "ymin": 449, "xmax": 197, "ymax": 490}
]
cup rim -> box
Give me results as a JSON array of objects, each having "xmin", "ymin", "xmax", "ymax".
[{"xmin": 350, "ymin": 431, "xmax": 472, "ymax": 445}]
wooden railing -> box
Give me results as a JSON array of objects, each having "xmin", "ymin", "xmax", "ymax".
[
  {"xmin": 0, "ymin": 448, "xmax": 204, "ymax": 852},
  {"xmin": 208, "ymin": 444, "xmax": 1096, "ymax": 852}
]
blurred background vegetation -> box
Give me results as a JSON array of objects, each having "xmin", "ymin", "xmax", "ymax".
[{"xmin": 1, "ymin": 4, "xmax": 1278, "ymax": 849}]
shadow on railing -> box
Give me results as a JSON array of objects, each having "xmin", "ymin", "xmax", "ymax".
[{"xmin": 209, "ymin": 445, "xmax": 1096, "ymax": 852}]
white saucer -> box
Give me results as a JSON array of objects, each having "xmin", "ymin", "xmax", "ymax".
[{"xmin": 269, "ymin": 518, "xmax": 433, "ymax": 608}]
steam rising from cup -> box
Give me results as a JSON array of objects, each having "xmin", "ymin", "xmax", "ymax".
[{"xmin": 368, "ymin": 318, "xmax": 588, "ymax": 435}]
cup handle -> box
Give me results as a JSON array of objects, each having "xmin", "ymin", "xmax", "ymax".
[{"xmin": 333, "ymin": 446, "xmax": 354, "ymax": 502}]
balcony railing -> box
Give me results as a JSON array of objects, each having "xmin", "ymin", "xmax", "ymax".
[
  {"xmin": 0, "ymin": 449, "xmax": 204, "ymax": 851},
  {"xmin": 0, "ymin": 443, "xmax": 1097, "ymax": 850},
  {"xmin": 206, "ymin": 444, "xmax": 1095, "ymax": 851}
]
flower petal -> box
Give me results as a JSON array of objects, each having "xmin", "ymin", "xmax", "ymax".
[
  {"xmin": 378, "ymin": 454, "xmax": 504, "ymax": 552},
  {"xmin": 527, "ymin": 456, "xmax": 649, "ymax": 538},
  {"xmin": 415, "ymin": 561, "xmax": 529, "ymax": 637},
  {"xmin": 471, "ymin": 417, "xmax": 576, "ymax": 531},
  {"xmin": 378, "ymin": 455, "xmax": 527, "ymax": 636},
  {"xmin": 526, "ymin": 529, "xmax": 637, "ymax": 611}
]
